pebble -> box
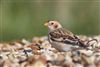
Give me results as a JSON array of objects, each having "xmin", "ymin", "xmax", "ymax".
[{"xmin": 0, "ymin": 36, "xmax": 100, "ymax": 67}]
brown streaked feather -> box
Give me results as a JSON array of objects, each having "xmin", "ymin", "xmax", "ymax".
[
  {"xmin": 49, "ymin": 28, "xmax": 75, "ymax": 39},
  {"xmin": 49, "ymin": 28, "xmax": 87, "ymax": 47}
]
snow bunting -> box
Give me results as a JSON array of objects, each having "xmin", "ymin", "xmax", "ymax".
[{"xmin": 44, "ymin": 20, "xmax": 89, "ymax": 51}]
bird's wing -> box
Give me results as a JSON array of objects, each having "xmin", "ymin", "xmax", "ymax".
[{"xmin": 49, "ymin": 28, "xmax": 78, "ymax": 45}]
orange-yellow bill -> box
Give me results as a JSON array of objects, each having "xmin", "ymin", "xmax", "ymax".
[{"xmin": 44, "ymin": 22, "xmax": 48, "ymax": 27}]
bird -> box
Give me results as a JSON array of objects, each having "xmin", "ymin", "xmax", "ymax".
[{"xmin": 44, "ymin": 20, "xmax": 88, "ymax": 52}]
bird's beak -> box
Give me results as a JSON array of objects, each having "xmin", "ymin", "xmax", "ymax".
[{"xmin": 44, "ymin": 22, "xmax": 48, "ymax": 27}]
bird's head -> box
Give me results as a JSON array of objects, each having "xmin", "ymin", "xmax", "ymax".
[{"xmin": 44, "ymin": 20, "xmax": 62, "ymax": 31}]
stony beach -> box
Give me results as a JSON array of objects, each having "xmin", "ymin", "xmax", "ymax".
[{"xmin": 0, "ymin": 35, "xmax": 100, "ymax": 67}]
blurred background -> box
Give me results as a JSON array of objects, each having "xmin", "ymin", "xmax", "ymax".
[{"xmin": 0, "ymin": 0, "xmax": 100, "ymax": 42}]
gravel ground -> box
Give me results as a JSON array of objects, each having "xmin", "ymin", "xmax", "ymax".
[{"xmin": 0, "ymin": 35, "xmax": 100, "ymax": 67}]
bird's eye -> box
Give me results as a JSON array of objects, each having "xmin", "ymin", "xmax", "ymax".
[{"xmin": 51, "ymin": 23, "xmax": 54, "ymax": 25}]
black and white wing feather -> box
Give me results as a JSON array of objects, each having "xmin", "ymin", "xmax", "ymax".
[{"xmin": 49, "ymin": 28, "xmax": 87, "ymax": 47}]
